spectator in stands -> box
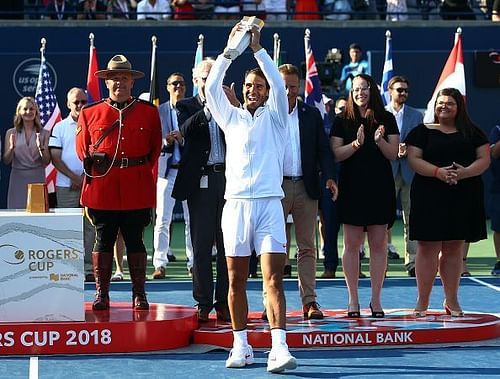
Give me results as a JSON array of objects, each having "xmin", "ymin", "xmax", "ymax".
[
  {"xmin": 294, "ymin": 0, "xmax": 321, "ymax": 19},
  {"xmin": 214, "ymin": 0, "xmax": 240, "ymax": 19},
  {"xmin": 322, "ymin": 0, "xmax": 352, "ymax": 20},
  {"xmin": 243, "ymin": 0, "xmax": 267, "ymax": 18},
  {"xmin": 136, "ymin": 0, "xmax": 171, "ymax": 19},
  {"xmin": 48, "ymin": 87, "xmax": 95, "ymax": 282},
  {"xmin": 386, "ymin": 0, "xmax": 409, "ymax": 20},
  {"xmin": 340, "ymin": 43, "xmax": 370, "ymax": 94},
  {"xmin": 191, "ymin": 0, "xmax": 214, "ymax": 19},
  {"xmin": 440, "ymin": 0, "xmax": 476, "ymax": 19},
  {"xmin": 493, "ymin": 0, "xmax": 500, "ymax": 20},
  {"xmin": 265, "ymin": 0, "xmax": 288, "ymax": 20},
  {"xmin": 77, "ymin": 0, "xmax": 106, "ymax": 19},
  {"xmin": 172, "ymin": 0, "xmax": 195, "ymax": 19},
  {"xmin": 351, "ymin": 0, "xmax": 379, "ymax": 19},
  {"xmin": 3, "ymin": 97, "xmax": 51, "ymax": 209},
  {"xmin": 44, "ymin": 0, "xmax": 75, "ymax": 19},
  {"xmin": 107, "ymin": 0, "xmax": 137, "ymax": 19},
  {"xmin": 489, "ymin": 123, "xmax": 500, "ymax": 276}
]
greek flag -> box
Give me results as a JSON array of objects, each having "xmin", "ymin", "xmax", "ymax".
[{"xmin": 380, "ymin": 30, "xmax": 393, "ymax": 106}]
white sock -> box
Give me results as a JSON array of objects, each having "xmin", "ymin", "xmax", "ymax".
[
  {"xmin": 233, "ymin": 329, "xmax": 248, "ymax": 349},
  {"xmin": 271, "ymin": 328, "xmax": 287, "ymax": 349}
]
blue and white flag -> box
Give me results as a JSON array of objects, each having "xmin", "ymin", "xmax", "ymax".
[
  {"xmin": 380, "ymin": 30, "xmax": 394, "ymax": 106},
  {"xmin": 193, "ymin": 34, "xmax": 204, "ymax": 96}
]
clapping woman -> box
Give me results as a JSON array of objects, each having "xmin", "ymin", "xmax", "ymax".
[
  {"xmin": 3, "ymin": 97, "xmax": 51, "ymax": 209},
  {"xmin": 330, "ymin": 74, "xmax": 399, "ymax": 318},
  {"xmin": 405, "ymin": 88, "xmax": 490, "ymax": 317}
]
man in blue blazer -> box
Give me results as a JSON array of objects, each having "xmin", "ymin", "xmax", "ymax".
[
  {"xmin": 152, "ymin": 73, "xmax": 193, "ymax": 279},
  {"xmin": 278, "ymin": 64, "xmax": 338, "ymax": 319},
  {"xmin": 386, "ymin": 76, "xmax": 423, "ymax": 277}
]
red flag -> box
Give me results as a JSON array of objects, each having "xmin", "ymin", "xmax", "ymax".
[
  {"xmin": 35, "ymin": 44, "xmax": 62, "ymax": 192},
  {"xmin": 87, "ymin": 34, "xmax": 101, "ymax": 103},
  {"xmin": 424, "ymin": 28, "xmax": 465, "ymax": 123}
]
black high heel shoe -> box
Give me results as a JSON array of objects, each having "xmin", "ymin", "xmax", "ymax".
[
  {"xmin": 369, "ymin": 303, "xmax": 385, "ymax": 318},
  {"xmin": 347, "ymin": 303, "xmax": 361, "ymax": 318}
]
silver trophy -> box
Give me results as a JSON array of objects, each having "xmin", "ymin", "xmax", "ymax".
[{"xmin": 224, "ymin": 16, "xmax": 265, "ymax": 60}]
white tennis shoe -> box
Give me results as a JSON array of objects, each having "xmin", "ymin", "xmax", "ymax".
[
  {"xmin": 267, "ymin": 344, "xmax": 297, "ymax": 373},
  {"xmin": 225, "ymin": 345, "xmax": 254, "ymax": 368}
]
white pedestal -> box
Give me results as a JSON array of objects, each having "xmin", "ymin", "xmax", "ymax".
[{"xmin": 0, "ymin": 209, "xmax": 84, "ymax": 322}]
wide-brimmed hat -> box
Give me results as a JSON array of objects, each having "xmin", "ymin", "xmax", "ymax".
[{"xmin": 95, "ymin": 54, "xmax": 144, "ymax": 79}]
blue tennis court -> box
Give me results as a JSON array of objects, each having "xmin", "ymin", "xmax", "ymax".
[{"xmin": 2, "ymin": 277, "xmax": 499, "ymax": 379}]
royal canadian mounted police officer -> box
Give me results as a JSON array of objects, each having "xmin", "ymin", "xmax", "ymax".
[{"xmin": 76, "ymin": 55, "xmax": 162, "ymax": 311}]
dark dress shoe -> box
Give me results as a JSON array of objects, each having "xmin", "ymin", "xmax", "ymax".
[
  {"xmin": 152, "ymin": 266, "xmax": 166, "ymax": 279},
  {"xmin": 283, "ymin": 264, "xmax": 292, "ymax": 278},
  {"xmin": 408, "ymin": 267, "xmax": 416, "ymax": 277},
  {"xmin": 198, "ymin": 307, "xmax": 211, "ymax": 323},
  {"xmin": 216, "ymin": 306, "xmax": 231, "ymax": 322},
  {"xmin": 303, "ymin": 302, "xmax": 324, "ymax": 319},
  {"xmin": 167, "ymin": 253, "xmax": 177, "ymax": 262},
  {"xmin": 321, "ymin": 270, "xmax": 335, "ymax": 279},
  {"xmin": 261, "ymin": 308, "xmax": 268, "ymax": 321}
]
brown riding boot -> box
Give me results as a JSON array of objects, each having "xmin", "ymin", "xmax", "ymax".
[
  {"xmin": 92, "ymin": 252, "xmax": 113, "ymax": 310},
  {"xmin": 128, "ymin": 252, "xmax": 149, "ymax": 310}
]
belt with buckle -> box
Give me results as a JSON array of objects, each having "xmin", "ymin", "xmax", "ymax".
[
  {"xmin": 112, "ymin": 155, "xmax": 149, "ymax": 168},
  {"xmin": 283, "ymin": 176, "xmax": 303, "ymax": 182},
  {"xmin": 203, "ymin": 163, "xmax": 225, "ymax": 173}
]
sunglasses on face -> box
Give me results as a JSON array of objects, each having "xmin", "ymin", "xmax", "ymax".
[
  {"xmin": 73, "ymin": 100, "xmax": 88, "ymax": 105},
  {"xmin": 169, "ymin": 81, "xmax": 185, "ymax": 87},
  {"xmin": 393, "ymin": 88, "xmax": 409, "ymax": 94}
]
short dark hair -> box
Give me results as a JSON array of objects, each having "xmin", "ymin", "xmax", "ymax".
[
  {"xmin": 388, "ymin": 75, "xmax": 409, "ymax": 89},
  {"xmin": 165, "ymin": 72, "xmax": 184, "ymax": 86},
  {"xmin": 349, "ymin": 43, "xmax": 362, "ymax": 51},
  {"xmin": 244, "ymin": 67, "xmax": 270, "ymax": 89}
]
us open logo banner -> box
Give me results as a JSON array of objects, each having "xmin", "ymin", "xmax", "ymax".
[{"xmin": 12, "ymin": 58, "xmax": 58, "ymax": 97}]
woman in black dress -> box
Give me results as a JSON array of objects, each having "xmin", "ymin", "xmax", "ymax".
[
  {"xmin": 405, "ymin": 88, "xmax": 490, "ymax": 317},
  {"xmin": 330, "ymin": 74, "xmax": 399, "ymax": 318}
]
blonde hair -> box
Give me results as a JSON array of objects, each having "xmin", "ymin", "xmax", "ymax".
[
  {"xmin": 192, "ymin": 58, "xmax": 215, "ymax": 80},
  {"xmin": 13, "ymin": 97, "xmax": 42, "ymax": 132}
]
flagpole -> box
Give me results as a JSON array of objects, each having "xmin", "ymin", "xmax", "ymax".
[
  {"xmin": 40, "ymin": 37, "xmax": 46, "ymax": 61},
  {"xmin": 455, "ymin": 27, "xmax": 462, "ymax": 43},
  {"xmin": 89, "ymin": 32, "xmax": 95, "ymax": 48},
  {"xmin": 151, "ymin": 35, "xmax": 157, "ymax": 83},
  {"xmin": 273, "ymin": 33, "xmax": 280, "ymax": 66}
]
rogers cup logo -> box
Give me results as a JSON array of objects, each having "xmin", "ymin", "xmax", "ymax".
[{"xmin": 12, "ymin": 58, "xmax": 58, "ymax": 97}]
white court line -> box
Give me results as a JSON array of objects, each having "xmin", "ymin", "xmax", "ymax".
[
  {"xmin": 29, "ymin": 356, "xmax": 38, "ymax": 379},
  {"xmin": 468, "ymin": 277, "xmax": 500, "ymax": 292}
]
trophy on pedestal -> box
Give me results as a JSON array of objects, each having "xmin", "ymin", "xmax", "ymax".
[{"xmin": 224, "ymin": 16, "xmax": 265, "ymax": 60}]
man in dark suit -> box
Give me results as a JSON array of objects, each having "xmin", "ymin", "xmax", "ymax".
[
  {"xmin": 386, "ymin": 75, "xmax": 423, "ymax": 277},
  {"xmin": 172, "ymin": 58, "xmax": 230, "ymax": 322},
  {"xmin": 278, "ymin": 63, "xmax": 338, "ymax": 319}
]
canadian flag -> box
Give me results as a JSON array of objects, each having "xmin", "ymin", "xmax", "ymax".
[{"xmin": 423, "ymin": 28, "xmax": 465, "ymax": 123}]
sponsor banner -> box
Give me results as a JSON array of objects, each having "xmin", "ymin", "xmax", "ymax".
[
  {"xmin": 0, "ymin": 210, "xmax": 84, "ymax": 322},
  {"xmin": 0, "ymin": 303, "xmax": 197, "ymax": 355}
]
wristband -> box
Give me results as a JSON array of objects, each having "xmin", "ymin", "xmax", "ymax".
[
  {"xmin": 351, "ymin": 140, "xmax": 360, "ymax": 150},
  {"xmin": 433, "ymin": 167, "xmax": 439, "ymax": 177}
]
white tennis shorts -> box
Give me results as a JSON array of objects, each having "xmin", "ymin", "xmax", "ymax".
[{"xmin": 222, "ymin": 198, "xmax": 287, "ymax": 257}]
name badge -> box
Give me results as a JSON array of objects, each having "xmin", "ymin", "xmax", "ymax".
[{"xmin": 200, "ymin": 175, "xmax": 208, "ymax": 189}]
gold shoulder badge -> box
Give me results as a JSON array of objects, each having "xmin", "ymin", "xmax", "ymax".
[{"xmin": 76, "ymin": 126, "xmax": 82, "ymax": 135}]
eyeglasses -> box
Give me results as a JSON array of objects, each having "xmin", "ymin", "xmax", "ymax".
[
  {"xmin": 351, "ymin": 86, "xmax": 370, "ymax": 93},
  {"xmin": 73, "ymin": 100, "xmax": 87, "ymax": 105},
  {"xmin": 197, "ymin": 77, "xmax": 208, "ymax": 82},
  {"xmin": 169, "ymin": 81, "xmax": 185, "ymax": 87},
  {"xmin": 437, "ymin": 101, "xmax": 457, "ymax": 107},
  {"xmin": 393, "ymin": 88, "xmax": 409, "ymax": 94}
]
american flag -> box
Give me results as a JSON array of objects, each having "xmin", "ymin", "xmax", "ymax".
[
  {"xmin": 35, "ymin": 53, "xmax": 61, "ymax": 192},
  {"xmin": 304, "ymin": 29, "xmax": 326, "ymax": 118},
  {"xmin": 380, "ymin": 30, "xmax": 394, "ymax": 106}
]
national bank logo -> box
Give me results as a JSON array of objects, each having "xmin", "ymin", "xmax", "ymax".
[
  {"xmin": 0, "ymin": 244, "xmax": 25, "ymax": 264},
  {"xmin": 12, "ymin": 58, "xmax": 58, "ymax": 98}
]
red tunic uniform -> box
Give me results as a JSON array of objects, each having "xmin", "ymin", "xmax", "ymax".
[{"xmin": 76, "ymin": 98, "xmax": 162, "ymax": 210}]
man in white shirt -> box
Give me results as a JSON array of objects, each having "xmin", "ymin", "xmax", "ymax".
[
  {"xmin": 136, "ymin": 0, "xmax": 171, "ymax": 19},
  {"xmin": 205, "ymin": 24, "xmax": 297, "ymax": 374},
  {"xmin": 49, "ymin": 87, "xmax": 94, "ymax": 281},
  {"xmin": 152, "ymin": 73, "xmax": 193, "ymax": 279}
]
